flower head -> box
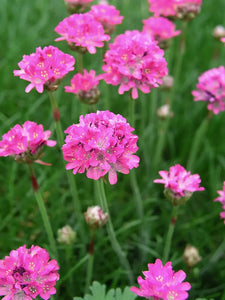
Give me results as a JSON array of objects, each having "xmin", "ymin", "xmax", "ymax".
[
  {"xmin": 62, "ymin": 110, "xmax": 140, "ymax": 185},
  {"xmin": 214, "ymin": 181, "xmax": 225, "ymax": 223},
  {"xmin": 131, "ymin": 258, "xmax": 191, "ymax": 300},
  {"xmin": 192, "ymin": 66, "xmax": 225, "ymax": 114},
  {"xmin": 102, "ymin": 30, "xmax": 168, "ymax": 99},
  {"xmin": 0, "ymin": 245, "xmax": 59, "ymax": 300},
  {"xmin": 183, "ymin": 245, "xmax": 202, "ymax": 267},
  {"xmin": 154, "ymin": 164, "xmax": 204, "ymax": 205},
  {"xmin": 14, "ymin": 46, "xmax": 75, "ymax": 93},
  {"xmin": 84, "ymin": 206, "xmax": 108, "ymax": 229},
  {"xmin": 0, "ymin": 121, "xmax": 56, "ymax": 164},
  {"xmin": 54, "ymin": 13, "xmax": 110, "ymax": 54},
  {"xmin": 64, "ymin": 0, "xmax": 93, "ymax": 13},
  {"xmin": 57, "ymin": 225, "xmax": 77, "ymax": 245}
]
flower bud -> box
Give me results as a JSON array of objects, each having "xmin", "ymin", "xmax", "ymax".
[
  {"xmin": 84, "ymin": 206, "xmax": 108, "ymax": 229},
  {"xmin": 183, "ymin": 245, "xmax": 202, "ymax": 267},
  {"xmin": 157, "ymin": 104, "xmax": 174, "ymax": 120},
  {"xmin": 161, "ymin": 75, "xmax": 174, "ymax": 90},
  {"xmin": 212, "ymin": 25, "xmax": 225, "ymax": 39},
  {"xmin": 57, "ymin": 225, "xmax": 76, "ymax": 245}
]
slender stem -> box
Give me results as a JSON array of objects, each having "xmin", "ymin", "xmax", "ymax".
[
  {"xmin": 96, "ymin": 179, "xmax": 134, "ymax": 284},
  {"xmin": 163, "ymin": 206, "xmax": 178, "ymax": 263},
  {"xmin": 85, "ymin": 230, "xmax": 94, "ymax": 294},
  {"xmin": 128, "ymin": 96, "xmax": 135, "ymax": 126},
  {"xmin": 76, "ymin": 52, "xmax": 83, "ymax": 74},
  {"xmin": 28, "ymin": 164, "xmax": 58, "ymax": 259}
]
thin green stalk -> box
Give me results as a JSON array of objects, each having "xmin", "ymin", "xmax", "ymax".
[
  {"xmin": 163, "ymin": 206, "xmax": 178, "ymax": 263},
  {"xmin": 85, "ymin": 229, "xmax": 95, "ymax": 294},
  {"xmin": 76, "ymin": 52, "xmax": 83, "ymax": 74},
  {"xmin": 96, "ymin": 179, "xmax": 134, "ymax": 284}
]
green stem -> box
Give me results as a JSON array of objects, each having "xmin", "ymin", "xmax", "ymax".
[
  {"xmin": 96, "ymin": 179, "xmax": 134, "ymax": 284},
  {"xmin": 28, "ymin": 164, "xmax": 58, "ymax": 259},
  {"xmin": 76, "ymin": 52, "xmax": 83, "ymax": 74},
  {"xmin": 85, "ymin": 229, "xmax": 95, "ymax": 293},
  {"xmin": 163, "ymin": 206, "xmax": 178, "ymax": 263}
]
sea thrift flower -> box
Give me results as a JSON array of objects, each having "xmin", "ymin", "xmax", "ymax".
[
  {"xmin": 0, "ymin": 121, "xmax": 56, "ymax": 164},
  {"xmin": 55, "ymin": 13, "xmax": 110, "ymax": 54},
  {"xmin": 84, "ymin": 206, "xmax": 108, "ymax": 229},
  {"xmin": 214, "ymin": 182, "xmax": 225, "ymax": 223},
  {"xmin": 14, "ymin": 46, "xmax": 75, "ymax": 93},
  {"xmin": 142, "ymin": 16, "xmax": 180, "ymax": 49},
  {"xmin": 62, "ymin": 110, "xmax": 140, "ymax": 185},
  {"xmin": 130, "ymin": 259, "xmax": 191, "ymax": 300},
  {"xmin": 0, "ymin": 245, "xmax": 59, "ymax": 300},
  {"xmin": 64, "ymin": 0, "xmax": 93, "ymax": 13},
  {"xmin": 102, "ymin": 30, "xmax": 168, "ymax": 99},
  {"xmin": 65, "ymin": 69, "xmax": 101, "ymax": 104},
  {"xmin": 154, "ymin": 164, "xmax": 204, "ymax": 205},
  {"xmin": 89, "ymin": 4, "xmax": 123, "ymax": 35},
  {"xmin": 192, "ymin": 66, "xmax": 225, "ymax": 114},
  {"xmin": 183, "ymin": 245, "xmax": 202, "ymax": 267},
  {"xmin": 212, "ymin": 25, "xmax": 225, "ymax": 39},
  {"xmin": 57, "ymin": 225, "xmax": 77, "ymax": 245}
]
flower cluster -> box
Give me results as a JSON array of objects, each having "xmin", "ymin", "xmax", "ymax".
[
  {"xmin": 130, "ymin": 259, "xmax": 191, "ymax": 300},
  {"xmin": 0, "ymin": 121, "xmax": 56, "ymax": 164},
  {"xmin": 154, "ymin": 164, "xmax": 204, "ymax": 205},
  {"xmin": 62, "ymin": 110, "xmax": 140, "ymax": 185},
  {"xmin": 84, "ymin": 206, "xmax": 108, "ymax": 229},
  {"xmin": 55, "ymin": 13, "xmax": 110, "ymax": 54},
  {"xmin": 14, "ymin": 46, "xmax": 75, "ymax": 93},
  {"xmin": 64, "ymin": 0, "xmax": 93, "ymax": 13},
  {"xmin": 65, "ymin": 69, "xmax": 101, "ymax": 104},
  {"xmin": 89, "ymin": 3, "xmax": 123, "ymax": 34},
  {"xmin": 102, "ymin": 30, "xmax": 168, "ymax": 99},
  {"xmin": 192, "ymin": 66, "xmax": 225, "ymax": 114},
  {"xmin": 214, "ymin": 182, "xmax": 225, "ymax": 223},
  {"xmin": 0, "ymin": 245, "xmax": 59, "ymax": 300}
]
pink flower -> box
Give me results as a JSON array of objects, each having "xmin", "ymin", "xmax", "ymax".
[
  {"xmin": 89, "ymin": 4, "xmax": 123, "ymax": 34},
  {"xmin": 14, "ymin": 46, "xmax": 75, "ymax": 93},
  {"xmin": 0, "ymin": 121, "xmax": 56, "ymax": 164},
  {"xmin": 54, "ymin": 13, "xmax": 110, "ymax": 54},
  {"xmin": 221, "ymin": 37, "xmax": 225, "ymax": 43},
  {"xmin": 192, "ymin": 66, "xmax": 225, "ymax": 114},
  {"xmin": 214, "ymin": 182, "xmax": 225, "ymax": 223},
  {"xmin": 0, "ymin": 245, "xmax": 59, "ymax": 300},
  {"xmin": 154, "ymin": 164, "xmax": 204, "ymax": 205},
  {"xmin": 62, "ymin": 110, "xmax": 140, "ymax": 185},
  {"xmin": 131, "ymin": 259, "xmax": 191, "ymax": 300},
  {"xmin": 102, "ymin": 30, "xmax": 168, "ymax": 99}
]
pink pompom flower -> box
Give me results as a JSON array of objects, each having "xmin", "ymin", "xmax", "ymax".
[
  {"xmin": 154, "ymin": 164, "xmax": 204, "ymax": 205},
  {"xmin": 0, "ymin": 245, "xmax": 59, "ymax": 300},
  {"xmin": 214, "ymin": 182, "xmax": 225, "ymax": 223},
  {"xmin": 192, "ymin": 66, "xmax": 225, "ymax": 114},
  {"xmin": 54, "ymin": 12, "xmax": 110, "ymax": 54},
  {"xmin": 0, "ymin": 121, "xmax": 56, "ymax": 164},
  {"xmin": 89, "ymin": 3, "xmax": 123, "ymax": 35},
  {"xmin": 131, "ymin": 258, "xmax": 191, "ymax": 300},
  {"xmin": 102, "ymin": 30, "xmax": 168, "ymax": 99},
  {"xmin": 62, "ymin": 110, "xmax": 140, "ymax": 185},
  {"xmin": 14, "ymin": 45, "xmax": 75, "ymax": 93},
  {"xmin": 64, "ymin": 69, "xmax": 101, "ymax": 104}
]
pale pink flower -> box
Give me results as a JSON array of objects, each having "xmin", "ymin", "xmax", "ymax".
[
  {"xmin": 89, "ymin": 4, "xmax": 123, "ymax": 34},
  {"xmin": 54, "ymin": 13, "xmax": 110, "ymax": 54},
  {"xmin": 0, "ymin": 245, "xmax": 59, "ymax": 300},
  {"xmin": 62, "ymin": 110, "xmax": 139, "ymax": 185},
  {"xmin": 214, "ymin": 182, "xmax": 225, "ymax": 223},
  {"xmin": 0, "ymin": 121, "xmax": 56, "ymax": 163},
  {"xmin": 102, "ymin": 30, "xmax": 168, "ymax": 99},
  {"xmin": 84, "ymin": 206, "xmax": 108, "ymax": 229},
  {"xmin": 131, "ymin": 259, "xmax": 191, "ymax": 300},
  {"xmin": 221, "ymin": 37, "xmax": 225, "ymax": 43},
  {"xmin": 14, "ymin": 46, "xmax": 75, "ymax": 93},
  {"xmin": 192, "ymin": 66, "xmax": 225, "ymax": 114}
]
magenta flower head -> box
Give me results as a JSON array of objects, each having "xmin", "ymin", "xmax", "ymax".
[
  {"xmin": 64, "ymin": 0, "xmax": 93, "ymax": 13},
  {"xmin": 14, "ymin": 45, "xmax": 75, "ymax": 93},
  {"xmin": 192, "ymin": 66, "xmax": 225, "ymax": 114},
  {"xmin": 54, "ymin": 12, "xmax": 110, "ymax": 54},
  {"xmin": 102, "ymin": 30, "xmax": 168, "ymax": 99},
  {"xmin": 131, "ymin": 258, "xmax": 191, "ymax": 300},
  {"xmin": 214, "ymin": 182, "xmax": 225, "ymax": 223},
  {"xmin": 0, "ymin": 121, "xmax": 56, "ymax": 164},
  {"xmin": 142, "ymin": 16, "xmax": 180, "ymax": 49},
  {"xmin": 62, "ymin": 110, "xmax": 140, "ymax": 185},
  {"xmin": 154, "ymin": 164, "xmax": 204, "ymax": 205},
  {"xmin": 0, "ymin": 245, "xmax": 59, "ymax": 300},
  {"xmin": 89, "ymin": 3, "xmax": 124, "ymax": 35},
  {"xmin": 64, "ymin": 69, "xmax": 101, "ymax": 104}
]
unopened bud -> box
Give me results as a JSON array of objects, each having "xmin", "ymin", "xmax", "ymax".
[
  {"xmin": 84, "ymin": 206, "xmax": 108, "ymax": 229},
  {"xmin": 183, "ymin": 244, "xmax": 202, "ymax": 267},
  {"xmin": 157, "ymin": 104, "xmax": 174, "ymax": 120},
  {"xmin": 57, "ymin": 225, "xmax": 76, "ymax": 245},
  {"xmin": 161, "ymin": 75, "xmax": 174, "ymax": 90},
  {"xmin": 212, "ymin": 25, "xmax": 225, "ymax": 39}
]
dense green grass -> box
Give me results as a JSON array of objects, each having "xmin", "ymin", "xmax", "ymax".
[{"xmin": 0, "ymin": 0, "xmax": 225, "ymax": 299}]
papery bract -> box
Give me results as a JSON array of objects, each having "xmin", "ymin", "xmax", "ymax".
[{"xmin": 214, "ymin": 181, "xmax": 225, "ymax": 223}]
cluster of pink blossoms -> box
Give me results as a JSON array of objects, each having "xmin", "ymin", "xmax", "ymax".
[
  {"xmin": 89, "ymin": 3, "xmax": 123, "ymax": 34},
  {"xmin": 131, "ymin": 259, "xmax": 191, "ymax": 300},
  {"xmin": 192, "ymin": 66, "xmax": 225, "ymax": 114},
  {"xmin": 62, "ymin": 110, "xmax": 140, "ymax": 185},
  {"xmin": 0, "ymin": 245, "xmax": 59, "ymax": 300},
  {"xmin": 214, "ymin": 182, "xmax": 225, "ymax": 223},
  {"xmin": 0, "ymin": 121, "xmax": 56, "ymax": 163},
  {"xmin": 54, "ymin": 13, "xmax": 110, "ymax": 54},
  {"xmin": 14, "ymin": 46, "xmax": 75, "ymax": 93},
  {"xmin": 102, "ymin": 30, "xmax": 168, "ymax": 99},
  {"xmin": 154, "ymin": 164, "xmax": 204, "ymax": 205}
]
